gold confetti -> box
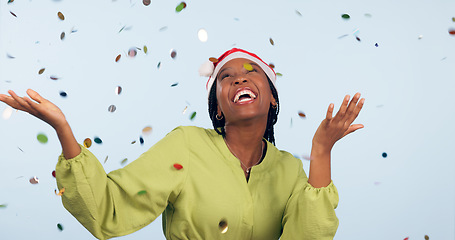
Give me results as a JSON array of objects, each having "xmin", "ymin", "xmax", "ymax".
[
  {"xmin": 83, "ymin": 138, "xmax": 92, "ymax": 148},
  {"xmin": 57, "ymin": 12, "xmax": 65, "ymax": 21},
  {"xmin": 115, "ymin": 54, "xmax": 121, "ymax": 62},
  {"xmin": 424, "ymin": 235, "xmax": 429, "ymax": 240},
  {"xmin": 55, "ymin": 187, "xmax": 65, "ymax": 196},
  {"xmin": 298, "ymin": 111, "xmax": 306, "ymax": 118},
  {"xmin": 142, "ymin": 126, "xmax": 153, "ymax": 135},
  {"xmin": 269, "ymin": 38, "xmax": 274, "ymax": 46},
  {"xmin": 143, "ymin": 45, "xmax": 148, "ymax": 54},
  {"xmin": 209, "ymin": 57, "xmax": 218, "ymax": 63},
  {"xmin": 121, "ymin": 158, "xmax": 128, "ymax": 165},
  {"xmin": 38, "ymin": 68, "xmax": 45, "ymax": 75},
  {"xmin": 268, "ymin": 63, "xmax": 275, "ymax": 69},
  {"xmin": 243, "ymin": 63, "xmax": 253, "ymax": 71},
  {"xmin": 60, "ymin": 32, "xmax": 65, "ymax": 40},
  {"xmin": 182, "ymin": 106, "xmax": 188, "ymax": 114}
]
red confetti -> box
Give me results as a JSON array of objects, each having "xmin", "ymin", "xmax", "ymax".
[
  {"xmin": 10, "ymin": 11, "xmax": 17, "ymax": 17},
  {"xmin": 52, "ymin": 170, "xmax": 56, "ymax": 178},
  {"xmin": 173, "ymin": 163, "xmax": 183, "ymax": 170},
  {"xmin": 403, "ymin": 238, "xmax": 409, "ymax": 240},
  {"xmin": 449, "ymin": 28, "xmax": 455, "ymax": 35}
]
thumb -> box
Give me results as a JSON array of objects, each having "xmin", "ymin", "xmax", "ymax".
[{"xmin": 342, "ymin": 124, "xmax": 364, "ymax": 138}]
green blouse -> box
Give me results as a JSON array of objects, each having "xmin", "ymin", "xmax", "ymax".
[{"xmin": 56, "ymin": 126, "xmax": 339, "ymax": 240}]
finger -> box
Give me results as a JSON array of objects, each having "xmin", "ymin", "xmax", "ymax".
[
  {"xmin": 9, "ymin": 90, "xmax": 34, "ymax": 112},
  {"xmin": 0, "ymin": 94, "xmax": 24, "ymax": 110},
  {"xmin": 333, "ymin": 95, "xmax": 350, "ymax": 120},
  {"xmin": 326, "ymin": 103, "xmax": 334, "ymax": 120},
  {"xmin": 344, "ymin": 92, "xmax": 361, "ymax": 117},
  {"xmin": 26, "ymin": 89, "xmax": 45, "ymax": 103},
  {"xmin": 23, "ymin": 96, "xmax": 42, "ymax": 115},
  {"xmin": 342, "ymin": 124, "xmax": 364, "ymax": 138},
  {"xmin": 345, "ymin": 98, "xmax": 365, "ymax": 124}
]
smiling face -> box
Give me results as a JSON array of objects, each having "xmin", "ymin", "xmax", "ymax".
[{"xmin": 215, "ymin": 58, "xmax": 276, "ymax": 125}]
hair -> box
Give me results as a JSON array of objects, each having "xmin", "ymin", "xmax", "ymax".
[{"xmin": 208, "ymin": 76, "xmax": 280, "ymax": 145}]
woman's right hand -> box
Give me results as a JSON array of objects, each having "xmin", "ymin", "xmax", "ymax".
[{"xmin": 0, "ymin": 89, "xmax": 67, "ymax": 130}]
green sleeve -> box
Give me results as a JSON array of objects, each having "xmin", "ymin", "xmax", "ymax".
[
  {"xmin": 55, "ymin": 127, "xmax": 189, "ymax": 240},
  {"xmin": 281, "ymin": 161, "xmax": 339, "ymax": 240}
]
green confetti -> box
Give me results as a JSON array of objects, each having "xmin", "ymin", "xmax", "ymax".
[
  {"xmin": 121, "ymin": 158, "xmax": 128, "ymax": 165},
  {"xmin": 0, "ymin": 204, "xmax": 7, "ymax": 208},
  {"xmin": 94, "ymin": 137, "xmax": 102, "ymax": 144},
  {"xmin": 276, "ymin": 73, "xmax": 283, "ymax": 77},
  {"xmin": 57, "ymin": 223, "xmax": 63, "ymax": 231},
  {"xmin": 143, "ymin": 45, "xmax": 148, "ymax": 54},
  {"xmin": 137, "ymin": 190, "xmax": 147, "ymax": 195},
  {"xmin": 341, "ymin": 14, "xmax": 350, "ymax": 19},
  {"xmin": 175, "ymin": 2, "xmax": 186, "ymax": 12},
  {"xmin": 37, "ymin": 133, "xmax": 48, "ymax": 144},
  {"xmin": 190, "ymin": 112, "xmax": 196, "ymax": 121}
]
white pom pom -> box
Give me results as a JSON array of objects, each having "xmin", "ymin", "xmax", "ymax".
[{"xmin": 199, "ymin": 61, "xmax": 214, "ymax": 77}]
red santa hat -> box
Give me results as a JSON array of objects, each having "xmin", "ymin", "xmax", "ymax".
[{"xmin": 199, "ymin": 48, "xmax": 276, "ymax": 94}]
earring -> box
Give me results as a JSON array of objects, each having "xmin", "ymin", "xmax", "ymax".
[
  {"xmin": 216, "ymin": 114, "xmax": 224, "ymax": 120},
  {"xmin": 272, "ymin": 104, "xmax": 277, "ymax": 109}
]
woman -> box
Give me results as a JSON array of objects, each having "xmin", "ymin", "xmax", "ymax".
[{"xmin": 0, "ymin": 48, "xmax": 364, "ymax": 240}]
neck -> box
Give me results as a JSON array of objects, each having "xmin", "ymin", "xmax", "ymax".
[{"xmin": 224, "ymin": 121, "xmax": 266, "ymax": 167}]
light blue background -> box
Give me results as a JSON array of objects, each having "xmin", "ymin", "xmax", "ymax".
[{"xmin": 1, "ymin": 0, "xmax": 454, "ymax": 239}]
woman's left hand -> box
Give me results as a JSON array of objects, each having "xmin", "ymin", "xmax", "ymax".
[{"xmin": 312, "ymin": 93, "xmax": 365, "ymax": 153}]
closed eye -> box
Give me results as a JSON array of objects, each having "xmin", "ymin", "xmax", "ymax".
[{"xmin": 221, "ymin": 74, "xmax": 231, "ymax": 80}]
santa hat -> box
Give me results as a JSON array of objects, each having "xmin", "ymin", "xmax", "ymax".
[{"xmin": 199, "ymin": 48, "xmax": 276, "ymax": 94}]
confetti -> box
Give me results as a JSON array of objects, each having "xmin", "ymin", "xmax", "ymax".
[
  {"xmin": 29, "ymin": 176, "xmax": 39, "ymax": 184},
  {"xmin": 17, "ymin": 147, "xmax": 24, "ymax": 152},
  {"xmin": 143, "ymin": 0, "xmax": 151, "ymax": 6},
  {"xmin": 269, "ymin": 38, "xmax": 274, "ymax": 46},
  {"xmin": 60, "ymin": 32, "xmax": 65, "ymax": 40},
  {"xmin": 37, "ymin": 133, "xmax": 48, "ymax": 144},
  {"xmin": 295, "ymin": 10, "xmax": 302, "ymax": 16},
  {"xmin": 276, "ymin": 73, "xmax": 283, "ymax": 77},
  {"xmin": 0, "ymin": 204, "xmax": 7, "ymax": 208},
  {"xmin": 198, "ymin": 28, "xmax": 208, "ymax": 42},
  {"xmin": 425, "ymin": 235, "xmax": 429, "ymax": 240},
  {"xmin": 115, "ymin": 86, "xmax": 122, "ymax": 95},
  {"xmin": 159, "ymin": 26, "xmax": 168, "ymax": 32},
  {"xmin": 8, "ymin": 0, "xmax": 14, "ymax": 3},
  {"xmin": 173, "ymin": 163, "xmax": 183, "ymax": 170},
  {"xmin": 55, "ymin": 187, "xmax": 65, "ymax": 196},
  {"xmin": 142, "ymin": 126, "xmax": 153, "ymax": 135},
  {"xmin": 10, "ymin": 11, "xmax": 17, "ymax": 17},
  {"xmin": 143, "ymin": 45, "xmax": 148, "ymax": 54},
  {"xmin": 50, "ymin": 76, "xmax": 59, "ymax": 80},
  {"xmin": 57, "ymin": 12, "xmax": 65, "ymax": 21},
  {"xmin": 6, "ymin": 53, "xmax": 15, "ymax": 59},
  {"xmin": 157, "ymin": 62, "xmax": 161, "ymax": 69},
  {"xmin": 268, "ymin": 63, "xmax": 275, "ymax": 69},
  {"xmin": 403, "ymin": 237, "xmax": 409, "ymax": 240},
  {"xmin": 108, "ymin": 105, "xmax": 116, "ymax": 113},
  {"xmin": 104, "ymin": 156, "xmax": 109, "ymax": 164},
  {"xmin": 83, "ymin": 138, "xmax": 92, "ymax": 148},
  {"xmin": 298, "ymin": 111, "xmax": 306, "ymax": 118},
  {"xmin": 57, "ymin": 223, "xmax": 63, "ymax": 231},
  {"xmin": 115, "ymin": 54, "xmax": 121, "ymax": 62},
  {"xmin": 52, "ymin": 170, "xmax": 56, "ymax": 178},
  {"xmin": 182, "ymin": 106, "xmax": 188, "ymax": 114},
  {"xmin": 2, "ymin": 107, "xmax": 13, "ymax": 120},
  {"xmin": 170, "ymin": 49, "xmax": 177, "ymax": 59},
  {"xmin": 341, "ymin": 14, "xmax": 350, "ymax": 19},
  {"xmin": 355, "ymin": 36, "xmax": 361, "ymax": 42},
  {"xmin": 337, "ymin": 34, "xmax": 349, "ymax": 39},
  {"xmin": 243, "ymin": 63, "xmax": 253, "ymax": 71},
  {"xmin": 190, "ymin": 111, "xmax": 196, "ymax": 121},
  {"xmin": 138, "ymin": 190, "xmax": 147, "ymax": 195},
  {"xmin": 449, "ymin": 28, "xmax": 455, "ymax": 35},
  {"xmin": 364, "ymin": 13, "xmax": 372, "ymax": 18},
  {"xmin": 382, "ymin": 152, "xmax": 387, "ymax": 158},
  {"xmin": 131, "ymin": 140, "xmax": 137, "ymax": 144},
  {"xmin": 418, "ymin": 35, "xmax": 423, "ymax": 39},
  {"xmin": 94, "ymin": 137, "xmax": 102, "ymax": 144},
  {"xmin": 128, "ymin": 48, "xmax": 137, "ymax": 58},
  {"xmin": 139, "ymin": 136, "xmax": 144, "ymax": 145},
  {"xmin": 121, "ymin": 158, "xmax": 128, "ymax": 165},
  {"xmin": 375, "ymin": 43, "xmax": 379, "ymax": 47},
  {"xmin": 219, "ymin": 219, "xmax": 228, "ymax": 234},
  {"xmin": 452, "ymin": 17, "xmax": 455, "ymax": 22},
  {"xmin": 171, "ymin": 82, "xmax": 179, "ymax": 87},
  {"xmin": 38, "ymin": 68, "xmax": 45, "ymax": 75},
  {"xmin": 59, "ymin": 91, "xmax": 67, "ymax": 97},
  {"xmin": 175, "ymin": 2, "xmax": 187, "ymax": 12},
  {"xmin": 209, "ymin": 57, "xmax": 218, "ymax": 63}
]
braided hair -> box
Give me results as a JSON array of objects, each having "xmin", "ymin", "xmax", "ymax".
[{"xmin": 208, "ymin": 76, "xmax": 280, "ymax": 145}]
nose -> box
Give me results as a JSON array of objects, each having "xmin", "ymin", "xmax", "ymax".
[{"xmin": 234, "ymin": 78, "xmax": 248, "ymax": 85}]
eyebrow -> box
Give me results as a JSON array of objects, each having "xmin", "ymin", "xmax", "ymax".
[{"xmin": 218, "ymin": 62, "xmax": 260, "ymax": 77}]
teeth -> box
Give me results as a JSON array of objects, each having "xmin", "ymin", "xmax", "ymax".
[{"xmin": 233, "ymin": 89, "xmax": 256, "ymax": 103}]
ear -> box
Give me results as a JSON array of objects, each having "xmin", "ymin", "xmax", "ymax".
[
  {"xmin": 270, "ymin": 94, "xmax": 277, "ymax": 107},
  {"xmin": 217, "ymin": 105, "xmax": 223, "ymax": 116}
]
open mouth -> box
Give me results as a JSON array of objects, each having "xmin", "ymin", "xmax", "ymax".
[{"xmin": 233, "ymin": 88, "xmax": 257, "ymax": 103}]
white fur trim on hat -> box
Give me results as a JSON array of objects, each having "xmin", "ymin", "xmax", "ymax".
[
  {"xmin": 205, "ymin": 52, "xmax": 276, "ymax": 95},
  {"xmin": 199, "ymin": 61, "xmax": 214, "ymax": 77}
]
